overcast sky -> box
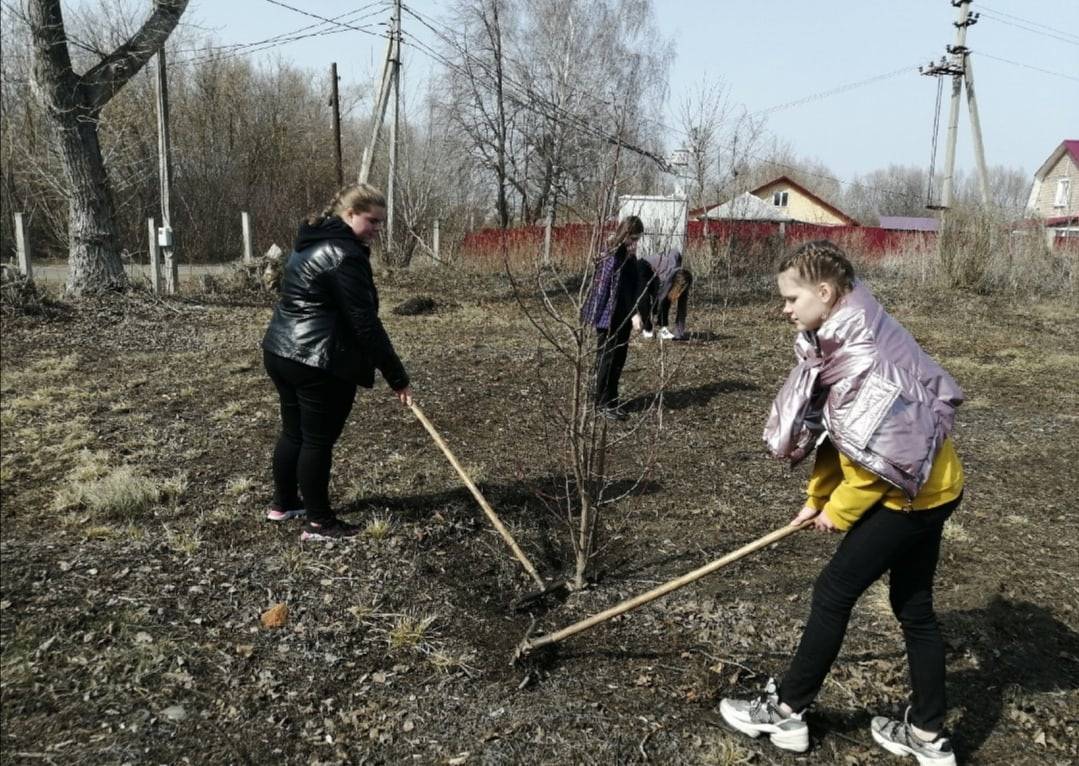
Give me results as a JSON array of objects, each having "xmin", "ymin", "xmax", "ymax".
[{"xmin": 152, "ymin": 0, "xmax": 1079, "ymax": 181}]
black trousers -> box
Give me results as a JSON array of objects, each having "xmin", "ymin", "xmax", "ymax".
[
  {"xmin": 639, "ymin": 269, "xmax": 692, "ymax": 333},
  {"xmin": 264, "ymin": 350, "xmax": 357, "ymax": 523},
  {"xmin": 594, "ymin": 317, "xmax": 632, "ymax": 409},
  {"xmin": 778, "ymin": 496, "xmax": 959, "ymax": 732}
]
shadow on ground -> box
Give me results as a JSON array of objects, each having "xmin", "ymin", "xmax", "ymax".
[{"xmin": 624, "ymin": 379, "xmax": 758, "ymax": 413}]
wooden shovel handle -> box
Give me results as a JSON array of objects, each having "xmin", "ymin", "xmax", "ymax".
[
  {"xmin": 409, "ymin": 402, "xmax": 546, "ymax": 590},
  {"xmin": 516, "ymin": 521, "xmax": 812, "ymax": 657}
]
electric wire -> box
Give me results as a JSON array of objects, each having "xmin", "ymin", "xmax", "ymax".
[
  {"xmin": 974, "ymin": 50, "xmax": 1079, "ymax": 82},
  {"xmin": 977, "ymin": 5, "xmax": 1079, "ymax": 41},
  {"xmin": 978, "ymin": 10, "xmax": 1079, "ymax": 47}
]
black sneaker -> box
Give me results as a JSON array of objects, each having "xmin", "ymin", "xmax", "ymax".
[
  {"xmin": 871, "ymin": 708, "xmax": 956, "ymax": 766},
  {"xmin": 300, "ymin": 518, "xmax": 360, "ymax": 542}
]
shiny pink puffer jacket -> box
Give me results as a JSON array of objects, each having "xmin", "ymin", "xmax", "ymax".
[{"xmin": 763, "ymin": 281, "xmax": 964, "ymax": 500}]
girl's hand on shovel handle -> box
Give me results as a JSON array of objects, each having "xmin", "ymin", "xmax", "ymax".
[
  {"xmin": 394, "ymin": 386, "xmax": 413, "ymax": 406},
  {"xmin": 790, "ymin": 504, "xmax": 839, "ymax": 533}
]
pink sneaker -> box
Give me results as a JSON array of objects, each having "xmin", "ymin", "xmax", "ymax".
[{"xmin": 266, "ymin": 505, "xmax": 306, "ymax": 522}]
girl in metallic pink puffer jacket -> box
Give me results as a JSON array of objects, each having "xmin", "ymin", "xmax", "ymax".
[{"xmin": 720, "ymin": 241, "xmax": 963, "ymax": 766}]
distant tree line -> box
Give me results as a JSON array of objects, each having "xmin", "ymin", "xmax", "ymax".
[{"xmin": 1, "ymin": 0, "xmax": 1031, "ymax": 283}]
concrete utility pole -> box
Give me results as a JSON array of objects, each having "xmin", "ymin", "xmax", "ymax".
[
  {"xmin": 386, "ymin": 0, "xmax": 402, "ymax": 262},
  {"xmin": 331, "ymin": 63, "xmax": 343, "ymax": 186},
  {"xmin": 920, "ymin": 0, "xmax": 991, "ymax": 209},
  {"xmin": 155, "ymin": 37, "xmax": 177, "ymax": 294},
  {"xmin": 359, "ymin": 6, "xmax": 398, "ymax": 184}
]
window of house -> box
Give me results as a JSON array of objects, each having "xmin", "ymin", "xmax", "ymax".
[
  {"xmin": 1054, "ymin": 178, "xmax": 1071, "ymax": 208},
  {"xmin": 773, "ymin": 191, "xmax": 789, "ymax": 207}
]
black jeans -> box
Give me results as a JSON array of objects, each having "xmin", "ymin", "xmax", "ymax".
[
  {"xmin": 639, "ymin": 269, "xmax": 692, "ymax": 335},
  {"xmin": 595, "ymin": 317, "xmax": 632, "ymax": 409},
  {"xmin": 779, "ymin": 496, "xmax": 960, "ymax": 733},
  {"xmin": 264, "ymin": 350, "xmax": 357, "ymax": 523}
]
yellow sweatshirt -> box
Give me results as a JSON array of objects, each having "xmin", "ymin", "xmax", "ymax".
[{"xmin": 805, "ymin": 437, "xmax": 964, "ymax": 531}]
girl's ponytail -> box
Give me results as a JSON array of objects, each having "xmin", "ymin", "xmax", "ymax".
[{"xmin": 307, "ymin": 183, "xmax": 387, "ymax": 225}]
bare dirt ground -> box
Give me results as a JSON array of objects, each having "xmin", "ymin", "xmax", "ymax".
[{"xmin": 2, "ymin": 268, "xmax": 1077, "ymax": 765}]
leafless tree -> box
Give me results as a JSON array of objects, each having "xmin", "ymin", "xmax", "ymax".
[{"xmin": 24, "ymin": 0, "xmax": 187, "ymax": 294}]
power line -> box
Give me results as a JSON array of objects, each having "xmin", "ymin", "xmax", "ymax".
[
  {"xmin": 975, "ymin": 50, "xmax": 1079, "ymax": 83},
  {"xmin": 172, "ymin": 2, "xmax": 388, "ymax": 59},
  {"xmin": 977, "ymin": 4, "xmax": 1079, "ymax": 40},
  {"xmin": 169, "ymin": 4, "xmax": 389, "ymax": 68},
  {"xmin": 978, "ymin": 10, "xmax": 1079, "ymax": 47},
  {"xmin": 751, "ymin": 66, "xmax": 917, "ymax": 116},
  {"xmin": 262, "ymin": 0, "xmax": 389, "ymax": 37}
]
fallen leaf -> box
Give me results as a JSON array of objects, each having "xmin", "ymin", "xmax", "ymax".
[
  {"xmin": 448, "ymin": 753, "xmax": 470, "ymax": 765},
  {"xmin": 261, "ymin": 603, "xmax": 288, "ymax": 629}
]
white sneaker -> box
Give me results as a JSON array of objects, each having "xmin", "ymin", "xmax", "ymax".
[
  {"xmin": 641, "ymin": 329, "xmax": 654, "ymax": 339},
  {"xmin": 719, "ymin": 678, "xmax": 809, "ymax": 753},
  {"xmin": 871, "ymin": 709, "xmax": 956, "ymax": 766},
  {"xmin": 658, "ymin": 327, "xmax": 676, "ymax": 340}
]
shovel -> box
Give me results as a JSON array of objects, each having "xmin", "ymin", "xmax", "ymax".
[
  {"xmin": 409, "ymin": 402, "xmax": 562, "ymax": 600},
  {"xmin": 513, "ymin": 520, "xmax": 811, "ymax": 662}
]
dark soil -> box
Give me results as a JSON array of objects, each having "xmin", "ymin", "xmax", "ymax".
[{"xmin": 1, "ymin": 270, "xmax": 1077, "ymax": 765}]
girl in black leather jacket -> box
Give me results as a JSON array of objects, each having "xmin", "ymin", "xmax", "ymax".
[{"xmin": 262, "ymin": 183, "xmax": 412, "ymax": 541}]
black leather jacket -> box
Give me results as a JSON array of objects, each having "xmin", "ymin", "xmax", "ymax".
[{"xmin": 262, "ymin": 216, "xmax": 409, "ymax": 390}]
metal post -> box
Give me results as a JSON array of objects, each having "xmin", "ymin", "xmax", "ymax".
[
  {"xmin": 147, "ymin": 217, "xmax": 161, "ymax": 295},
  {"xmin": 432, "ymin": 218, "xmax": 440, "ymax": 262},
  {"xmin": 241, "ymin": 212, "xmax": 253, "ymax": 265},
  {"xmin": 14, "ymin": 212, "xmax": 32, "ymax": 280}
]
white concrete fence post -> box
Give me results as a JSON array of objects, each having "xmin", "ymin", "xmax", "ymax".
[
  {"xmin": 14, "ymin": 212, "xmax": 32, "ymax": 281},
  {"xmin": 148, "ymin": 217, "xmax": 162, "ymax": 295},
  {"xmin": 242, "ymin": 211, "xmax": 253, "ymax": 265}
]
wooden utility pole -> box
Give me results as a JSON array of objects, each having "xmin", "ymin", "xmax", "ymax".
[
  {"xmin": 155, "ymin": 38, "xmax": 177, "ymax": 293},
  {"xmin": 330, "ymin": 62, "xmax": 343, "ymax": 186},
  {"xmin": 921, "ymin": 0, "xmax": 990, "ymax": 209},
  {"xmin": 385, "ymin": 0, "xmax": 402, "ymax": 262}
]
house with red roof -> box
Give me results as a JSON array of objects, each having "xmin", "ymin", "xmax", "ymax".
[{"xmin": 1025, "ymin": 139, "xmax": 1078, "ymax": 236}]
